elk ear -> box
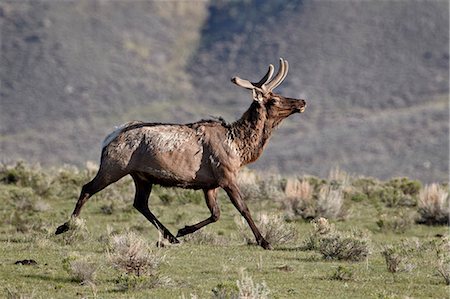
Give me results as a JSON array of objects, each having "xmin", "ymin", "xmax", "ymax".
[{"xmin": 252, "ymin": 89, "xmax": 264, "ymax": 103}]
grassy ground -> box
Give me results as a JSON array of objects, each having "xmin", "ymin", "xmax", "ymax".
[{"xmin": 0, "ymin": 163, "xmax": 448, "ymax": 298}]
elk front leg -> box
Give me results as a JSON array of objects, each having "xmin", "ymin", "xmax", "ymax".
[
  {"xmin": 224, "ymin": 183, "xmax": 272, "ymax": 250},
  {"xmin": 177, "ymin": 188, "xmax": 220, "ymax": 237}
]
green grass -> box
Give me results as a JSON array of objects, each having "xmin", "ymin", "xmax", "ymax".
[{"xmin": 0, "ymin": 164, "xmax": 448, "ymax": 298}]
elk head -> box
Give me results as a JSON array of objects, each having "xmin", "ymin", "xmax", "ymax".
[{"xmin": 231, "ymin": 58, "xmax": 306, "ymax": 128}]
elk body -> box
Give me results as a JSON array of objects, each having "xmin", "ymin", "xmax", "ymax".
[{"xmin": 56, "ymin": 58, "xmax": 306, "ymax": 250}]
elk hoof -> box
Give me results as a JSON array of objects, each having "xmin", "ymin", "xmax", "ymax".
[
  {"xmin": 260, "ymin": 240, "xmax": 273, "ymax": 250},
  {"xmin": 55, "ymin": 222, "xmax": 70, "ymax": 235},
  {"xmin": 176, "ymin": 226, "xmax": 192, "ymax": 238},
  {"xmin": 169, "ymin": 237, "xmax": 180, "ymax": 244}
]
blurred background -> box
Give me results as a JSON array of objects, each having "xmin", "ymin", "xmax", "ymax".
[{"xmin": 1, "ymin": 0, "xmax": 448, "ymax": 183}]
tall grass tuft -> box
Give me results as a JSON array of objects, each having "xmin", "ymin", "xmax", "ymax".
[
  {"xmin": 108, "ymin": 231, "xmax": 168, "ymax": 290},
  {"xmin": 235, "ymin": 213, "xmax": 297, "ymax": 246},
  {"xmin": 317, "ymin": 185, "xmax": 345, "ymax": 220},
  {"xmin": 282, "ymin": 178, "xmax": 315, "ymax": 220},
  {"xmin": 58, "ymin": 217, "xmax": 89, "ymax": 245},
  {"xmin": 303, "ymin": 218, "xmax": 370, "ymax": 261},
  {"xmin": 62, "ymin": 253, "xmax": 97, "ymax": 284},
  {"xmin": 417, "ymin": 184, "xmax": 449, "ymax": 225},
  {"xmin": 435, "ymin": 237, "xmax": 450, "ymax": 285},
  {"xmin": 236, "ymin": 269, "xmax": 270, "ymax": 299}
]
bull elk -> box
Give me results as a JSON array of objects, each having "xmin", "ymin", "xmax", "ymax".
[{"xmin": 56, "ymin": 58, "xmax": 307, "ymax": 250}]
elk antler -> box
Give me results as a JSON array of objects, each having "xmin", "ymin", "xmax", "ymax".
[{"xmin": 231, "ymin": 58, "xmax": 289, "ymax": 94}]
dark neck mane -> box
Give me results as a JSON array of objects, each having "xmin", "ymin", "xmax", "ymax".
[{"xmin": 229, "ymin": 102, "xmax": 274, "ymax": 166}]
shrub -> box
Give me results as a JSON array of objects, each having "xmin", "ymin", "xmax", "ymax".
[
  {"xmin": 211, "ymin": 281, "xmax": 239, "ymax": 299},
  {"xmin": 435, "ymin": 237, "xmax": 450, "ymax": 285},
  {"xmin": 0, "ymin": 162, "xmax": 53, "ymax": 197},
  {"xmin": 108, "ymin": 231, "xmax": 165, "ymax": 277},
  {"xmin": 381, "ymin": 242, "xmax": 416, "ymax": 274},
  {"xmin": 238, "ymin": 171, "xmax": 283, "ymax": 202},
  {"xmin": 387, "ymin": 177, "xmax": 422, "ymax": 196},
  {"xmin": 381, "ymin": 245, "xmax": 404, "ymax": 273},
  {"xmin": 108, "ymin": 231, "xmax": 169, "ymax": 290},
  {"xmin": 238, "ymin": 169, "xmax": 261, "ymax": 202},
  {"xmin": 282, "ymin": 178, "xmax": 315, "ymax": 220},
  {"xmin": 417, "ymin": 184, "xmax": 449, "ymax": 225},
  {"xmin": 330, "ymin": 265, "xmax": 354, "ymax": 281},
  {"xmin": 302, "ymin": 217, "xmax": 335, "ymax": 251},
  {"xmin": 317, "ymin": 185, "xmax": 345, "ymax": 219},
  {"xmin": 62, "ymin": 254, "xmax": 97, "ymax": 284},
  {"xmin": 319, "ymin": 230, "xmax": 370, "ymax": 261},
  {"xmin": 350, "ymin": 192, "xmax": 368, "ymax": 202},
  {"xmin": 303, "ymin": 218, "xmax": 370, "ymax": 261},
  {"xmin": 281, "ymin": 179, "xmax": 345, "ymax": 220},
  {"xmin": 376, "ymin": 210, "xmax": 414, "ymax": 234},
  {"xmin": 58, "ymin": 217, "xmax": 89, "ymax": 245},
  {"xmin": 235, "ymin": 213, "xmax": 297, "ymax": 246},
  {"xmin": 236, "ymin": 269, "xmax": 270, "ymax": 299}
]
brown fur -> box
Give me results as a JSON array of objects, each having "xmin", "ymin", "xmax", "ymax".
[{"xmin": 56, "ymin": 59, "xmax": 306, "ymax": 250}]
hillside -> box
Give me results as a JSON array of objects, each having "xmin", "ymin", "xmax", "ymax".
[{"xmin": 0, "ymin": 0, "xmax": 448, "ymax": 182}]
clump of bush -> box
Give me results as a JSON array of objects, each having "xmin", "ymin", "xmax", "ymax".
[
  {"xmin": 211, "ymin": 281, "xmax": 239, "ymax": 299},
  {"xmin": 282, "ymin": 178, "xmax": 315, "ymax": 220},
  {"xmin": 416, "ymin": 183, "xmax": 449, "ymax": 225},
  {"xmin": 235, "ymin": 213, "xmax": 297, "ymax": 246},
  {"xmin": 57, "ymin": 217, "xmax": 90, "ymax": 245},
  {"xmin": 237, "ymin": 169, "xmax": 284, "ymax": 202},
  {"xmin": 282, "ymin": 178, "xmax": 346, "ymax": 221},
  {"xmin": 303, "ymin": 218, "xmax": 370, "ymax": 261},
  {"xmin": 434, "ymin": 237, "xmax": 450, "ymax": 285},
  {"xmin": 317, "ymin": 185, "xmax": 345, "ymax": 219},
  {"xmin": 211, "ymin": 270, "xmax": 269, "ymax": 299},
  {"xmin": 376, "ymin": 210, "xmax": 414, "ymax": 233},
  {"xmin": 236, "ymin": 269, "xmax": 270, "ymax": 299},
  {"xmin": 330, "ymin": 265, "xmax": 354, "ymax": 281},
  {"xmin": 107, "ymin": 231, "xmax": 168, "ymax": 290},
  {"xmin": 62, "ymin": 253, "xmax": 97, "ymax": 284},
  {"xmin": 351, "ymin": 176, "xmax": 421, "ymax": 208},
  {"xmin": 381, "ymin": 243, "xmax": 416, "ymax": 274}
]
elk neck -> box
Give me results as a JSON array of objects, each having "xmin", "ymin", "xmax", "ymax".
[{"xmin": 228, "ymin": 101, "xmax": 275, "ymax": 166}]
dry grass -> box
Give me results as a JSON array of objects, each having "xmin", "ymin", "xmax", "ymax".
[
  {"xmin": 108, "ymin": 231, "xmax": 164, "ymax": 277},
  {"xmin": 317, "ymin": 186, "xmax": 345, "ymax": 220},
  {"xmin": 68, "ymin": 259, "xmax": 97, "ymax": 284},
  {"xmin": 238, "ymin": 170, "xmax": 284, "ymax": 202},
  {"xmin": 435, "ymin": 237, "xmax": 450, "ymax": 285},
  {"xmin": 183, "ymin": 229, "xmax": 227, "ymax": 246},
  {"xmin": 236, "ymin": 269, "xmax": 270, "ymax": 299},
  {"xmin": 282, "ymin": 178, "xmax": 315, "ymax": 220},
  {"xmin": 417, "ymin": 184, "xmax": 449, "ymax": 225},
  {"xmin": 235, "ymin": 213, "xmax": 297, "ymax": 246},
  {"xmin": 59, "ymin": 217, "xmax": 89, "ymax": 245}
]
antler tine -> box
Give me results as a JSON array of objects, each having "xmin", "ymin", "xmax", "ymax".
[
  {"xmin": 269, "ymin": 59, "xmax": 289, "ymax": 91},
  {"xmin": 231, "ymin": 76, "xmax": 256, "ymax": 90},
  {"xmin": 265, "ymin": 58, "xmax": 288, "ymax": 92},
  {"xmin": 255, "ymin": 64, "xmax": 274, "ymax": 88},
  {"xmin": 232, "ymin": 64, "xmax": 275, "ymax": 91}
]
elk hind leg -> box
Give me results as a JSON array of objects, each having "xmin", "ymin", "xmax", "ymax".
[
  {"xmin": 177, "ymin": 188, "xmax": 220, "ymax": 238},
  {"xmin": 55, "ymin": 167, "xmax": 126, "ymax": 235},
  {"xmin": 132, "ymin": 174, "xmax": 179, "ymax": 244}
]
